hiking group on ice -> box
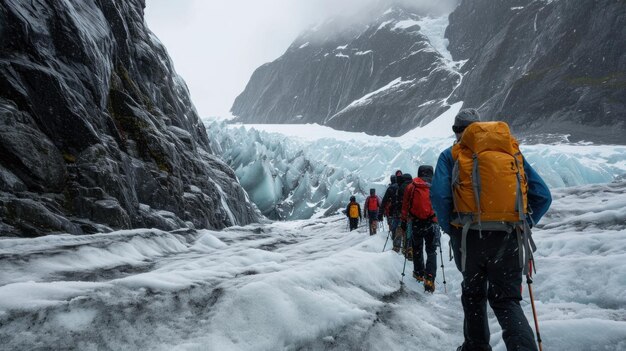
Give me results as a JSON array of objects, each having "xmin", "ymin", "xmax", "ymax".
[
  {"xmin": 1, "ymin": 0, "xmax": 624, "ymax": 350},
  {"xmin": 345, "ymin": 108, "xmax": 552, "ymax": 351}
]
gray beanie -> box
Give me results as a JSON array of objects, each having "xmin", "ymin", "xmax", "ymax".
[{"xmin": 453, "ymin": 108, "xmax": 481, "ymax": 128}]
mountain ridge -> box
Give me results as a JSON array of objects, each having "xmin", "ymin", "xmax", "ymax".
[
  {"xmin": 232, "ymin": 0, "xmax": 626, "ymax": 144},
  {"xmin": 231, "ymin": 6, "xmax": 462, "ymax": 137}
]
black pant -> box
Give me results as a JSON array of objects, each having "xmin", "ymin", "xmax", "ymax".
[
  {"xmin": 389, "ymin": 217, "xmax": 401, "ymax": 248},
  {"xmin": 366, "ymin": 210, "xmax": 378, "ymax": 224},
  {"xmin": 412, "ymin": 221, "xmax": 437, "ymax": 278},
  {"xmin": 449, "ymin": 228, "xmax": 537, "ymax": 351},
  {"xmin": 349, "ymin": 218, "xmax": 359, "ymax": 231},
  {"xmin": 366, "ymin": 210, "xmax": 379, "ymax": 234}
]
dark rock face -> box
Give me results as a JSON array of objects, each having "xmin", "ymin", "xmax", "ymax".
[
  {"xmin": 0, "ymin": 0, "xmax": 258, "ymax": 237},
  {"xmin": 233, "ymin": 1, "xmax": 625, "ymax": 144},
  {"xmin": 231, "ymin": 7, "xmax": 461, "ymax": 137},
  {"xmin": 446, "ymin": 0, "xmax": 626, "ymax": 144}
]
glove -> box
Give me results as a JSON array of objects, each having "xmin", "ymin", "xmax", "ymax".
[{"xmin": 401, "ymin": 221, "xmax": 407, "ymax": 231}]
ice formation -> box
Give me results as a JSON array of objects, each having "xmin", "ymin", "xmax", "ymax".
[{"xmin": 206, "ymin": 119, "xmax": 626, "ymax": 220}]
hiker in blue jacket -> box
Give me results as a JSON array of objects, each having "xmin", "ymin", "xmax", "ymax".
[{"xmin": 431, "ymin": 108, "xmax": 552, "ymax": 351}]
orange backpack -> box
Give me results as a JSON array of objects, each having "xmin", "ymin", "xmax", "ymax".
[
  {"xmin": 451, "ymin": 121, "xmax": 529, "ymax": 227},
  {"xmin": 451, "ymin": 121, "xmax": 535, "ymax": 274}
]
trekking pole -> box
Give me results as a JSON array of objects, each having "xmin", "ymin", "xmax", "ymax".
[
  {"xmin": 400, "ymin": 253, "xmax": 408, "ymax": 285},
  {"xmin": 527, "ymin": 260, "xmax": 543, "ymax": 351},
  {"xmin": 382, "ymin": 232, "xmax": 390, "ymax": 252},
  {"xmin": 438, "ymin": 235, "xmax": 448, "ymax": 294}
]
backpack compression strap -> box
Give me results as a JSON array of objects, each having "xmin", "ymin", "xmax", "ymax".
[
  {"xmin": 514, "ymin": 155, "xmax": 537, "ymax": 275},
  {"xmin": 458, "ymin": 154, "xmax": 539, "ymax": 274},
  {"xmin": 472, "ymin": 154, "xmax": 482, "ymax": 233}
]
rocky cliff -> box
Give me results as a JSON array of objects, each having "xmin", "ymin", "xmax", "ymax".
[
  {"xmin": 0, "ymin": 0, "xmax": 259, "ymax": 237},
  {"xmin": 232, "ymin": 0, "xmax": 626, "ymax": 144},
  {"xmin": 446, "ymin": 0, "xmax": 626, "ymax": 144}
]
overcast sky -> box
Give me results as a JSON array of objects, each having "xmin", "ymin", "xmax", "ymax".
[{"xmin": 144, "ymin": 0, "xmax": 457, "ymax": 118}]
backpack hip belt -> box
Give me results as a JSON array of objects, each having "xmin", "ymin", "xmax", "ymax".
[{"xmin": 452, "ymin": 215, "xmax": 536, "ymax": 274}]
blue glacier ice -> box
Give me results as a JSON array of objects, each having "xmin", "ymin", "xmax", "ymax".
[{"xmin": 205, "ymin": 120, "xmax": 626, "ymax": 220}]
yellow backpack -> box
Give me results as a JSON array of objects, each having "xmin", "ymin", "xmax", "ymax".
[
  {"xmin": 349, "ymin": 203, "xmax": 359, "ymax": 219},
  {"xmin": 451, "ymin": 122, "xmax": 534, "ymax": 272}
]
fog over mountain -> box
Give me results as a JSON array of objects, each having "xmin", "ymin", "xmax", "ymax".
[
  {"xmin": 1, "ymin": 2, "xmax": 625, "ymax": 350},
  {"xmin": 232, "ymin": 0, "xmax": 626, "ymax": 144}
]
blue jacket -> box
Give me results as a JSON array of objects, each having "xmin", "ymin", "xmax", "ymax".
[{"xmin": 431, "ymin": 146, "xmax": 552, "ymax": 235}]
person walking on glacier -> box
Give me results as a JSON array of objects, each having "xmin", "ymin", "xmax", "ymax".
[
  {"xmin": 401, "ymin": 165, "xmax": 438, "ymax": 293},
  {"xmin": 431, "ymin": 108, "xmax": 552, "ymax": 351},
  {"xmin": 363, "ymin": 188, "xmax": 382, "ymax": 235},
  {"xmin": 345, "ymin": 196, "xmax": 362, "ymax": 231},
  {"xmin": 382, "ymin": 175, "xmax": 402, "ymax": 251},
  {"xmin": 397, "ymin": 173, "xmax": 414, "ymax": 260}
]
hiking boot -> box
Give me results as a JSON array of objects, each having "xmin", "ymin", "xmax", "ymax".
[
  {"xmin": 412, "ymin": 271, "xmax": 424, "ymax": 282},
  {"xmin": 424, "ymin": 274, "xmax": 435, "ymax": 293},
  {"xmin": 392, "ymin": 246, "xmax": 400, "ymax": 253}
]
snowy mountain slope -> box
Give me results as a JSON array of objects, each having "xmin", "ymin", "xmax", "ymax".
[
  {"xmin": 207, "ymin": 119, "xmax": 626, "ymax": 220},
  {"xmin": 231, "ymin": 7, "xmax": 463, "ymax": 137},
  {"xmin": 232, "ymin": 1, "xmax": 625, "ymax": 144},
  {"xmin": 0, "ymin": 0, "xmax": 258, "ymax": 237},
  {"xmin": 0, "ymin": 181, "xmax": 624, "ymax": 350}
]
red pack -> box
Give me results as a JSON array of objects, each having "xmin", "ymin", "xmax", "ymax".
[
  {"xmin": 402, "ymin": 178, "xmax": 436, "ymax": 221},
  {"xmin": 367, "ymin": 196, "xmax": 380, "ymax": 211}
]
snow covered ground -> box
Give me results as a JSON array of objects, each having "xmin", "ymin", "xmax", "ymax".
[{"xmin": 1, "ymin": 181, "xmax": 625, "ymax": 350}]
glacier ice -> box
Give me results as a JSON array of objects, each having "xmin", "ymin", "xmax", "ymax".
[{"xmin": 205, "ymin": 119, "xmax": 626, "ymax": 221}]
